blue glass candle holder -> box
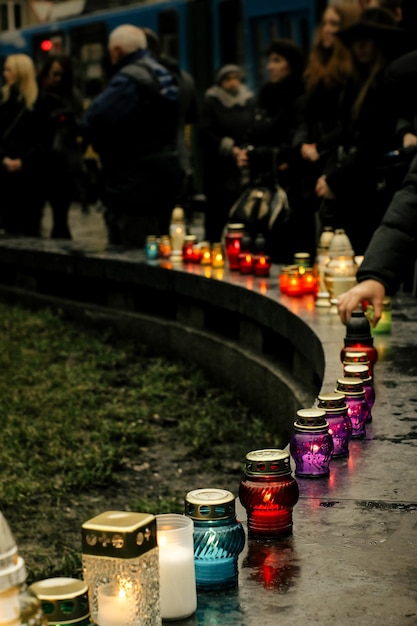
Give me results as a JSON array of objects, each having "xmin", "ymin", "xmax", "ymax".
[
  {"xmin": 336, "ymin": 377, "xmax": 369, "ymax": 439},
  {"xmin": 289, "ymin": 409, "xmax": 334, "ymax": 478},
  {"xmin": 317, "ymin": 392, "xmax": 352, "ymax": 458},
  {"xmin": 145, "ymin": 236, "xmax": 159, "ymax": 261},
  {"xmin": 184, "ymin": 488, "xmax": 245, "ymax": 591}
]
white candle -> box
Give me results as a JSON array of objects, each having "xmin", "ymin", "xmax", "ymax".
[
  {"xmin": 0, "ymin": 586, "xmax": 20, "ymax": 625},
  {"xmin": 96, "ymin": 582, "xmax": 136, "ymax": 626},
  {"xmin": 157, "ymin": 514, "xmax": 197, "ymax": 621}
]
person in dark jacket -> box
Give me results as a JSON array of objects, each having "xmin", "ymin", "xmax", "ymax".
[
  {"xmin": 236, "ymin": 38, "xmax": 305, "ymax": 262},
  {"xmin": 315, "ymin": 8, "xmax": 406, "ymax": 255},
  {"xmin": 337, "ymin": 153, "xmax": 417, "ymax": 325},
  {"xmin": 199, "ymin": 64, "xmax": 256, "ymax": 243},
  {"xmin": 80, "ymin": 24, "xmax": 182, "ymax": 248},
  {"xmin": 0, "ymin": 54, "xmax": 49, "ymax": 237},
  {"xmin": 39, "ymin": 54, "xmax": 85, "ymax": 239}
]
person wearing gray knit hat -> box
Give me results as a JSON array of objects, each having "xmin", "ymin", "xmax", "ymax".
[{"xmin": 215, "ymin": 64, "xmax": 244, "ymax": 85}]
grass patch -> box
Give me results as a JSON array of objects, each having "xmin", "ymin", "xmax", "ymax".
[{"xmin": 0, "ymin": 301, "xmax": 281, "ymax": 581}]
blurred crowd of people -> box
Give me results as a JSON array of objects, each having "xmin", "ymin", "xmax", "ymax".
[{"xmin": 0, "ymin": 0, "xmax": 416, "ymax": 271}]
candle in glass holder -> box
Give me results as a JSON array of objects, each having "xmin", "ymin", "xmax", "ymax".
[
  {"xmin": 286, "ymin": 268, "xmax": 302, "ymax": 296},
  {"xmin": 279, "ymin": 265, "xmax": 297, "ymax": 294},
  {"xmin": 199, "ymin": 241, "xmax": 212, "ymax": 266},
  {"xmin": 97, "ymin": 582, "xmax": 135, "ymax": 626},
  {"xmin": 191, "ymin": 243, "xmax": 202, "ymax": 263},
  {"xmin": 156, "ymin": 514, "xmax": 196, "ymax": 621},
  {"xmin": 159, "ymin": 235, "xmax": 172, "ymax": 259},
  {"xmin": 182, "ymin": 235, "xmax": 197, "ymax": 263},
  {"xmin": 225, "ymin": 223, "xmax": 245, "ymax": 270},
  {"xmin": 145, "ymin": 236, "xmax": 159, "ymax": 261},
  {"xmin": 253, "ymin": 254, "xmax": 271, "ymax": 277},
  {"xmin": 335, "ymin": 377, "xmax": 369, "ymax": 439},
  {"xmin": 238, "ymin": 252, "xmax": 254, "ymax": 274},
  {"xmin": 299, "ymin": 267, "xmax": 317, "ymax": 295},
  {"xmin": 290, "ymin": 409, "xmax": 334, "ymax": 478},
  {"xmin": 211, "ymin": 243, "xmax": 225, "ymax": 268}
]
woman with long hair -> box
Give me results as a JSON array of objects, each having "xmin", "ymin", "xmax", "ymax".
[
  {"xmin": 0, "ymin": 54, "xmax": 49, "ymax": 236},
  {"xmin": 292, "ymin": 2, "xmax": 361, "ymax": 256},
  {"xmin": 315, "ymin": 7, "xmax": 406, "ymax": 254}
]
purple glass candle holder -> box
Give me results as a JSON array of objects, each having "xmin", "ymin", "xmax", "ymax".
[
  {"xmin": 289, "ymin": 409, "xmax": 334, "ymax": 478},
  {"xmin": 335, "ymin": 377, "xmax": 369, "ymax": 439},
  {"xmin": 344, "ymin": 363, "xmax": 375, "ymax": 421},
  {"xmin": 317, "ymin": 391, "xmax": 352, "ymax": 458}
]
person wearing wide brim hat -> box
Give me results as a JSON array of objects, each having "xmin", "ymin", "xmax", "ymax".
[{"xmin": 336, "ymin": 7, "xmax": 406, "ymax": 59}]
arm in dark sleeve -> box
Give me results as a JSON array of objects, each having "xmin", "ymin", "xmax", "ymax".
[{"xmin": 357, "ymin": 155, "xmax": 417, "ymax": 294}]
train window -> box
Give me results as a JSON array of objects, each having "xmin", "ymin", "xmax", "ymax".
[
  {"xmin": 158, "ymin": 9, "xmax": 179, "ymax": 60},
  {"xmin": 0, "ymin": 1, "xmax": 23, "ymax": 30},
  {"xmin": 70, "ymin": 22, "xmax": 108, "ymax": 99}
]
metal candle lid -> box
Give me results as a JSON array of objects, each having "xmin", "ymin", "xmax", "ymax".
[
  {"xmin": 227, "ymin": 223, "xmax": 245, "ymax": 231},
  {"xmin": 317, "ymin": 392, "xmax": 348, "ymax": 413},
  {"xmin": 29, "ymin": 578, "xmax": 89, "ymax": 624},
  {"xmin": 344, "ymin": 310, "xmax": 374, "ymax": 344},
  {"xmin": 336, "ymin": 377, "xmax": 365, "ymax": 396},
  {"xmin": 0, "ymin": 511, "xmax": 27, "ymax": 592},
  {"xmin": 81, "ymin": 511, "xmax": 157, "ymax": 559},
  {"xmin": 344, "ymin": 364, "xmax": 372, "ymax": 382},
  {"xmin": 185, "ymin": 488, "xmax": 236, "ymax": 521},
  {"xmin": 244, "ymin": 449, "xmax": 292, "ymax": 476},
  {"xmin": 294, "ymin": 408, "xmax": 329, "ymax": 432},
  {"xmin": 183, "ymin": 234, "xmax": 197, "ymax": 244},
  {"xmin": 343, "ymin": 351, "xmax": 369, "ymax": 365}
]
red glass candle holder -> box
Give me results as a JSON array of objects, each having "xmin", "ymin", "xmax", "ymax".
[
  {"xmin": 335, "ymin": 377, "xmax": 369, "ymax": 439},
  {"xmin": 253, "ymin": 255, "xmax": 271, "ymax": 277},
  {"xmin": 239, "ymin": 449, "xmax": 299, "ymax": 538},
  {"xmin": 279, "ymin": 265, "xmax": 297, "ymax": 294},
  {"xmin": 286, "ymin": 269, "xmax": 303, "ymax": 297},
  {"xmin": 182, "ymin": 235, "xmax": 197, "ymax": 263},
  {"xmin": 289, "ymin": 409, "xmax": 334, "ymax": 478},
  {"xmin": 238, "ymin": 252, "xmax": 254, "ymax": 274},
  {"xmin": 225, "ymin": 224, "xmax": 245, "ymax": 270},
  {"xmin": 299, "ymin": 267, "xmax": 317, "ymax": 295},
  {"xmin": 317, "ymin": 392, "xmax": 352, "ymax": 458},
  {"xmin": 191, "ymin": 244, "xmax": 203, "ymax": 263}
]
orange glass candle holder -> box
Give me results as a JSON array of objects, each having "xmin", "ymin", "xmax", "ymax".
[
  {"xmin": 286, "ymin": 269, "xmax": 302, "ymax": 296},
  {"xmin": 299, "ymin": 267, "xmax": 317, "ymax": 295}
]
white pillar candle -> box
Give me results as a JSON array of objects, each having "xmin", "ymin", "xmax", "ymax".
[
  {"xmin": 96, "ymin": 582, "xmax": 136, "ymax": 626},
  {"xmin": 156, "ymin": 514, "xmax": 197, "ymax": 621},
  {"xmin": 0, "ymin": 586, "xmax": 20, "ymax": 625}
]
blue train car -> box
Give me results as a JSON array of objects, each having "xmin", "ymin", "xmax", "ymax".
[{"xmin": 0, "ymin": 0, "xmax": 323, "ymax": 97}]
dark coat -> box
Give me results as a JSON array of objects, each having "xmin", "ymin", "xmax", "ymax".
[
  {"xmin": 0, "ymin": 87, "xmax": 50, "ymax": 235},
  {"xmin": 357, "ymin": 154, "xmax": 417, "ymax": 295},
  {"xmin": 81, "ymin": 49, "xmax": 181, "ymax": 217}
]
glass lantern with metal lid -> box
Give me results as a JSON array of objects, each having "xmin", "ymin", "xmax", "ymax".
[
  {"xmin": 289, "ymin": 408, "xmax": 334, "ymax": 478},
  {"xmin": 225, "ymin": 223, "xmax": 245, "ymax": 270},
  {"xmin": 29, "ymin": 578, "xmax": 92, "ymax": 626},
  {"xmin": 184, "ymin": 488, "xmax": 245, "ymax": 591},
  {"xmin": 343, "ymin": 363, "xmax": 375, "ymax": 418},
  {"xmin": 0, "ymin": 510, "xmax": 48, "ymax": 626},
  {"xmin": 336, "ymin": 377, "xmax": 369, "ymax": 439},
  {"xmin": 81, "ymin": 510, "xmax": 161, "ymax": 626},
  {"xmin": 317, "ymin": 392, "xmax": 352, "ymax": 458},
  {"xmin": 239, "ymin": 449, "xmax": 299, "ymax": 538}
]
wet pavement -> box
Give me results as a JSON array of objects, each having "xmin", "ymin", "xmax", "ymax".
[{"xmin": 14, "ymin": 205, "xmax": 417, "ymax": 624}]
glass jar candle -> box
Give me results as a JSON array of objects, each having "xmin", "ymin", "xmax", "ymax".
[
  {"xmin": 182, "ymin": 235, "xmax": 197, "ymax": 263},
  {"xmin": 225, "ymin": 223, "xmax": 245, "ymax": 270},
  {"xmin": 211, "ymin": 242, "xmax": 225, "ymax": 268},
  {"xmin": 239, "ymin": 449, "xmax": 299, "ymax": 538},
  {"xmin": 199, "ymin": 241, "xmax": 212, "ymax": 266},
  {"xmin": 184, "ymin": 488, "xmax": 245, "ymax": 591},
  {"xmin": 340, "ymin": 309, "xmax": 378, "ymax": 376},
  {"xmin": 367, "ymin": 296, "xmax": 392, "ymax": 334},
  {"xmin": 145, "ymin": 236, "xmax": 159, "ymax": 261},
  {"xmin": 335, "ymin": 377, "xmax": 369, "ymax": 439},
  {"xmin": 29, "ymin": 578, "xmax": 92, "ymax": 626},
  {"xmin": 343, "ymin": 363, "xmax": 375, "ymax": 419},
  {"xmin": 81, "ymin": 511, "xmax": 161, "ymax": 626},
  {"xmin": 317, "ymin": 392, "xmax": 352, "ymax": 458},
  {"xmin": 159, "ymin": 235, "xmax": 172, "ymax": 259},
  {"xmin": 238, "ymin": 252, "xmax": 254, "ymax": 274},
  {"xmin": 289, "ymin": 409, "xmax": 334, "ymax": 478},
  {"xmin": 286, "ymin": 268, "xmax": 303, "ymax": 297},
  {"xmin": 253, "ymin": 254, "xmax": 271, "ymax": 277},
  {"xmin": 156, "ymin": 514, "xmax": 197, "ymax": 621},
  {"xmin": 299, "ymin": 267, "xmax": 317, "ymax": 295},
  {"xmin": 279, "ymin": 265, "xmax": 297, "ymax": 294}
]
